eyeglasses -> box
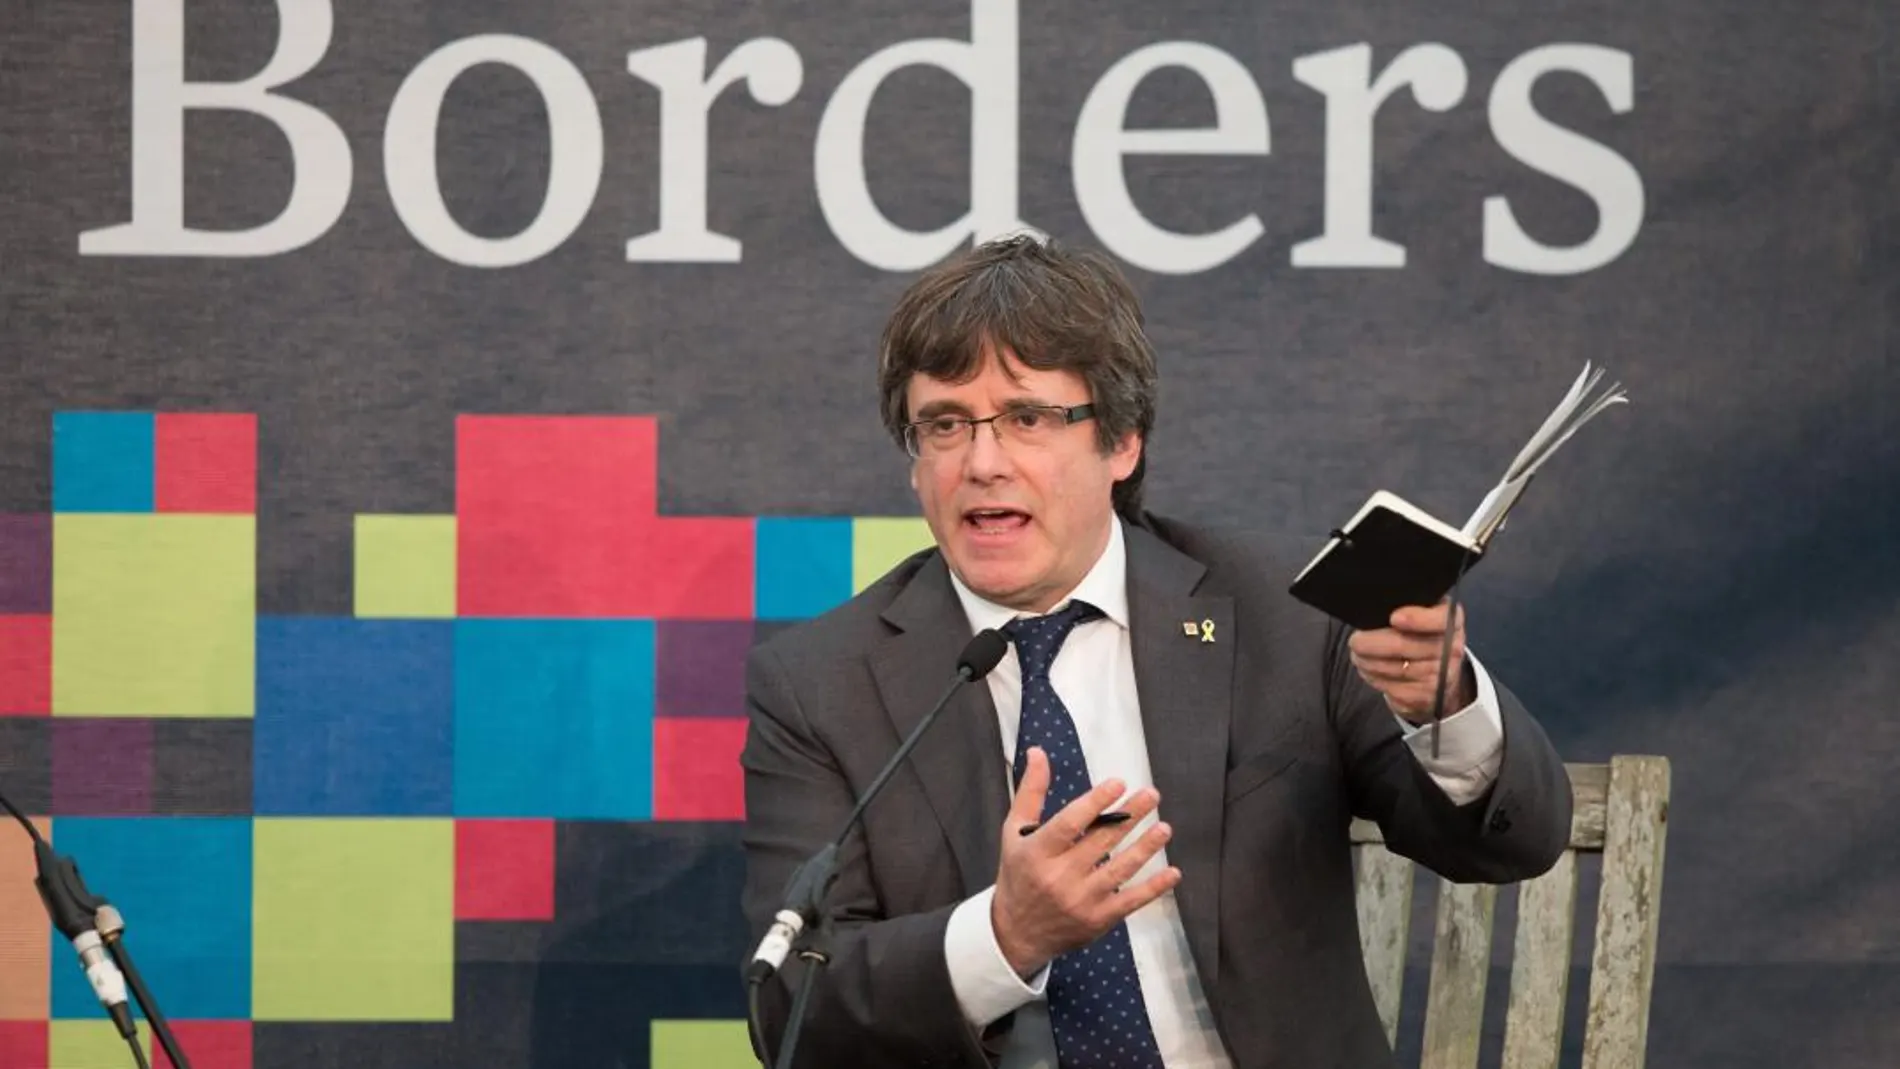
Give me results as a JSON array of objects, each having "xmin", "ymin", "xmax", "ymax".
[{"xmin": 902, "ymin": 403, "xmax": 1096, "ymax": 459}]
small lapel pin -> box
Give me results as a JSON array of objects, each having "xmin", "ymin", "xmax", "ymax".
[
  {"xmin": 1181, "ymin": 621, "xmax": 1198, "ymax": 637},
  {"xmin": 1199, "ymin": 618, "xmax": 1217, "ymax": 643}
]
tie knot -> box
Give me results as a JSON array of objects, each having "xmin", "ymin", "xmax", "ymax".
[{"xmin": 1002, "ymin": 599, "xmax": 1102, "ymax": 679}]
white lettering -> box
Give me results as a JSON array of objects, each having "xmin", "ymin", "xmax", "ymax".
[
  {"xmin": 1072, "ymin": 43, "xmax": 1270, "ymax": 275},
  {"xmin": 78, "ymin": 0, "xmax": 351, "ymax": 257},
  {"xmin": 384, "ymin": 35, "xmax": 603, "ymax": 268},
  {"xmin": 1289, "ymin": 43, "xmax": 1467, "ymax": 268},
  {"xmin": 1483, "ymin": 45, "xmax": 1643, "ymax": 275},
  {"xmin": 624, "ymin": 37, "xmax": 803, "ymax": 263},
  {"xmin": 813, "ymin": 0, "xmax": 1023, "ymax": 272},
  {"xmin": 76, "ymin": 8, "xmax": 1645, "ymax": 277}
]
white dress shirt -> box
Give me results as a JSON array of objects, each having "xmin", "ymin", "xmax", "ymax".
[{"xmin": 941, "ymin": 518, "xmax": 1506, "ymax": 1068}]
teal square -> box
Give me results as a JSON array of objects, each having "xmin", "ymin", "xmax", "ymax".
[
  {"xmin": 48, "ymin": 817, "xmax": 250, "ymax": 1019},
  {"xmin": 756, "ymin": 518, "xmax": 851, "ymax": 620},
  {"xmin": 54, "ymin": 412, "xmax": 153, "ymax": 513},
  {"xmin": 454, "ymin": 619, "xmax": 654, "ymax": 819}
]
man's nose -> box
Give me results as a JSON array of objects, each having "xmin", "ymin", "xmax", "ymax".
[{"xmin": 962, "ymin": 423, "xmax": 1013, "ymax": 480}]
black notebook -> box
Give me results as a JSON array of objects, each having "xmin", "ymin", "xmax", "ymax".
[{"xmin": 1289, "ymin": 363, "xmax": 1628, "ymax": 631}]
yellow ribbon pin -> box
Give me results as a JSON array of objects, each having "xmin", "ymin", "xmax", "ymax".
[{"xmin": 1199, "ymin": 618, "xmax": 1216, "ymax": 643}]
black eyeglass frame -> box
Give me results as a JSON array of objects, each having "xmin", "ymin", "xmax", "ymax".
[{"xmin": 901, "ymin": 403, "xmax": 1097, "ymax": 458}]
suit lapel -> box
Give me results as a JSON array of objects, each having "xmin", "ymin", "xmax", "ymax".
[
  {"xmin": 1125, "ymin": 524, "xmax": 1233, "ymax": 994},
  {"xmin": 869, "ymin": 554, "xmax": 1011, "ymax": 897}
]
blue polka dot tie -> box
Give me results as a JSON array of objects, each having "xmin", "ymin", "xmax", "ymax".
[{"xmin": 1003, "ymin": 600, "xmax": 1166, "ymax": 1069}]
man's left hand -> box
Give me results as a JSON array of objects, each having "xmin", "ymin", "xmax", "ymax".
[{"xmin": 1347, "ymin": 600, "xmax": 1475, "ymax": 723}]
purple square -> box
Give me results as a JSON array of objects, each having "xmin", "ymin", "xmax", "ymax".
[
  {"xmin": 0, "ymin": 514, "xmax": 51, "ymax": 614},
  {"xmin": 656, "ymin": 620, "xmax": 755, "ymax": 718},
  {"xmin": 52, "ymin": 719, "xmax": 153, "ymax": 815}
]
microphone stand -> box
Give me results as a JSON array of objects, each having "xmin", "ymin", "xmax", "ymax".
[
  {"xmin": 1, "ymin": 787, "xmax": 192, "ymax": 1069},
  {"xmin": 97, "ymin": 904, "xmax": 192, "ymax": 1069},
  {"xmin": 746, "ymin": 631, "xmax": 1006, "ymax": 1069}
]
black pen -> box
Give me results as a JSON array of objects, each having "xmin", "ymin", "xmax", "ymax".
[{"xmin": 1019, "ymin": 810, "xmax": 1134, "ymax": 837}]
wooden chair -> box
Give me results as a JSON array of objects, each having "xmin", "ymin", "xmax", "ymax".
[{"xmin": 1352, "ymin": 756, "xmax": 1671, "ymax": 1069}]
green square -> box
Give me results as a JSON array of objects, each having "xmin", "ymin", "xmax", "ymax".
[
  {"xmin": 354, "ymin": 515, "xmax": 456, "ymax": 618},
  {"xmin": 851, "ymin": 517, "xmax": 936, "ymax": 593},
  {"xmin": 253, "ymin": 818, "xmax": 453, "ymax": 1021},
  {"xmin": 53, "ymin": 514, "xmax": 255, "ymax": 717},
  {"xmin": 50, "ymin": 1020, "xmax": 149, "ymax": 1068},
  {"xmin": 651, "ymin": 1019, "xmax": 757, "ymax": 1069}
]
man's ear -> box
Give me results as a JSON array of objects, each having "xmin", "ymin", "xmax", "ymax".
[{"xmin": 1109, "ymin": 431, "xmax": 1142, "ymax": 481}]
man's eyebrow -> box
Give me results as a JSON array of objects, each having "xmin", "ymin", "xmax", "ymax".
[
  {"xmin": 912, "ymin": 396, "xmax": 1063, "ymax": 421},
  {"xmin": 912, "ymin": 399, "xmax": 974, "ymax": 420},
  {"xmin": 997, "ymin": 396, "xmax": 1062, "ymax": 412}
]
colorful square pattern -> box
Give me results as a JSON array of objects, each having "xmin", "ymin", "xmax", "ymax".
[
  {"xmin": 12, "ymin": 409, "xmax": 944, "ymax": 1063},
  {"xmin": 48, "ymin": 817, "xmax": 251, "ymax": 1021},
  {"xmin": 52, "ymin": 514, "xmax": 255, "ymax": 717},
  {"xmin": 252, "ymin": 818, "xmax": 454, "ymax": 1021}
]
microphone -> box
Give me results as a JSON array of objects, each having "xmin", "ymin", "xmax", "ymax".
[
  {"xmin": 746, "ymin": 628, "xmax": 1009, "ymax": 985},
  {"xmin": 2, "ymin": 785, "xmax": 194, "ymax": 1069},
  {"xmin": 0, "ymin": 790, "xmax": 136, "ymax": 1040},
  {"xmin": 38, "ymin": 844, "xmax": 137, "ymax": 1038}
]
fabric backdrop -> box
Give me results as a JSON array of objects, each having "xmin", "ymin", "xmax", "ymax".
[{"xmin": 0, "ymin": 1, "xmax": 1893, "ymax": 1067}]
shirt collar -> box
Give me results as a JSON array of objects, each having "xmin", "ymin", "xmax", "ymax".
[{"xmin": 947, "ymin": 516, "xmax": 1130, "ymax": 633}]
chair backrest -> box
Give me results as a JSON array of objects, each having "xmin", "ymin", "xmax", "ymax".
[{"xmin": 1352, "ymin": 756, "xmax": 1671, "ymax": 1069}]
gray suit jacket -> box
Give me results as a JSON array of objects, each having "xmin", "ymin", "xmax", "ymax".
[{"xmin": 740, "ymin": 514, "xmax": 1572, "ymax": 1068}]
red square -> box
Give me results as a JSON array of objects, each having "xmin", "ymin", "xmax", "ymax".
[
  {"xmin": 638, "ymin": 518, "xmax": 755, "ymax": 619},
  {"xmin": 456, "ymin": 819, "xmax": 555, "ymax": 920},
  {"xmin": 0, "ymin": 1021, "xmax": 48, "ymax": 1069},
  {"xmin": 156, "ymin": 1021, "xmax": 250, "ymax": 1069},
  {"xmin": 458, "ymin": 416, "xmax": 659, "ymax": 617},
  {"xmin": 0, "ymin": 615, "xmax": 50, "ymax": 715},
  {"xmin": 654, "ymin": 718, "xmax": 748, "ymax": 821},
  {"xmin": 155, "ymin": 414, "xmax": 256, "ymax": 513}
]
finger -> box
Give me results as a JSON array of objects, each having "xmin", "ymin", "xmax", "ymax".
[
  {"xmin": 1348, "ymin": 649, "xmax": 1404, "ymax": 684},
  {"xmin": 1007, "ymin": 747, "xmax": 1050, "ymax": 832},
  {"xmin": 1098, "ymin": 865, "xmax": 1183, "ymax": 923},
  {"xmin": 1070, "ymin": 787, "xmax": 1161, "ymax": 852},
  {"xmin": 1349, "ymin": 629, "xmax": 1431, "ymax": 661},
  {"xmin": 1039, "ymin": 775, "xmax": 1129, "ymax": 845},
  {"xmin": 1384, "ymin": 664, "xmax": 1470, "ymax": 715},
  {"xmin": 1351, "ymin": 642, "xmax": 1467, "ymax": 675},
  {"xmin": 1351, "ymin": 632, "xmax": 1463, "ymax": 665},
  {"xmin": 1390, "ymin": 602, "xmax": 1463, "ymax": 635},
  {"xmin": 1094, "ymin": 820, "xmax": 1173, "ymax": 890},
  {"xmin": 1352, "ymin": 652, "xmax": 1467, "ymax": 710}
]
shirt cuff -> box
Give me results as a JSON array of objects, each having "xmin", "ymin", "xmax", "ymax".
[
  {"xmin": 944, "ymin": 885, "xmax": 1049, "ymax": 1028},
  {"xmin": 1396, "ymin": 648, "xmax": 1505, "ymax": 806}
]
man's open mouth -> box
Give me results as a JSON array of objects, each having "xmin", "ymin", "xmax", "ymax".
[{"xmin": 964, "ymin": 507, "xmax": 1031, "ymax": 531}]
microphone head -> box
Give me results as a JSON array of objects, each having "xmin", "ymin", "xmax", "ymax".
[{"xmin": 958, "ymin": 629, "xmax": 1010, "ymax": 681}]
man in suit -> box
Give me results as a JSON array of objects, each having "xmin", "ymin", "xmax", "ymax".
[{"xmin": 740, "ymin": 235, "xmax": 1572, "ymax": 1068}]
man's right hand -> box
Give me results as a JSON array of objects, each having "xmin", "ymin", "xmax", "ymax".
[{"xmin": 990, "ymin": 746, "xmax": 1182, "ymax": 978}]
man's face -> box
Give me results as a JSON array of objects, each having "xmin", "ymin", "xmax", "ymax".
[{"xmin": 905, "ymin": 345, "xmax": 1141, "ymax": 614}]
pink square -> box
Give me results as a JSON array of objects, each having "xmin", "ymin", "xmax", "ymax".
[
  {"xmin": 639, "ymin": 518, "xmax": 755, "ymax": 619},
  {"xmin": 456, "ymin": 819, "xmax": 555, "ymax": 920},
  {"xmin": 0, "ymin": 615, "xmax": 50, "ymax": 715},
  {"xmin": 155, "ymin": 414, "xmax": 256, "ymax": 514},
  {"xmin": 457, "ymin": 416, "xmax": 658, "ymax": 617},
  {"xmin": 653, "ymin": 718, "xmax": 748, "ymax": 821},
  {"xmin": 0, "ymin": 1021, "xmax": 47, "ymax": 1069},
  {"xmin": 156, "ymin": 1021, "xmax": 250, "ymax": 1069}
]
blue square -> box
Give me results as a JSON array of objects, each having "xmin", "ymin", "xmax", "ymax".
[
  {"xmin": 455, "ymin": 619, "xmax": 653, "ymax": 819},
  {"xmin": 54, "ymin": 412, "xmax": 154, "ymax": 513},
  {"xmin": 48, "ymin": 816, "xmax": 251, "ymax": 1020},
  {"xmin": 756, "ymin": 518, "xmax": 852, "ymax": 620},
  {"xmin": 255, "ymin": 618, "xmax": 454, "ymax": 816}
]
